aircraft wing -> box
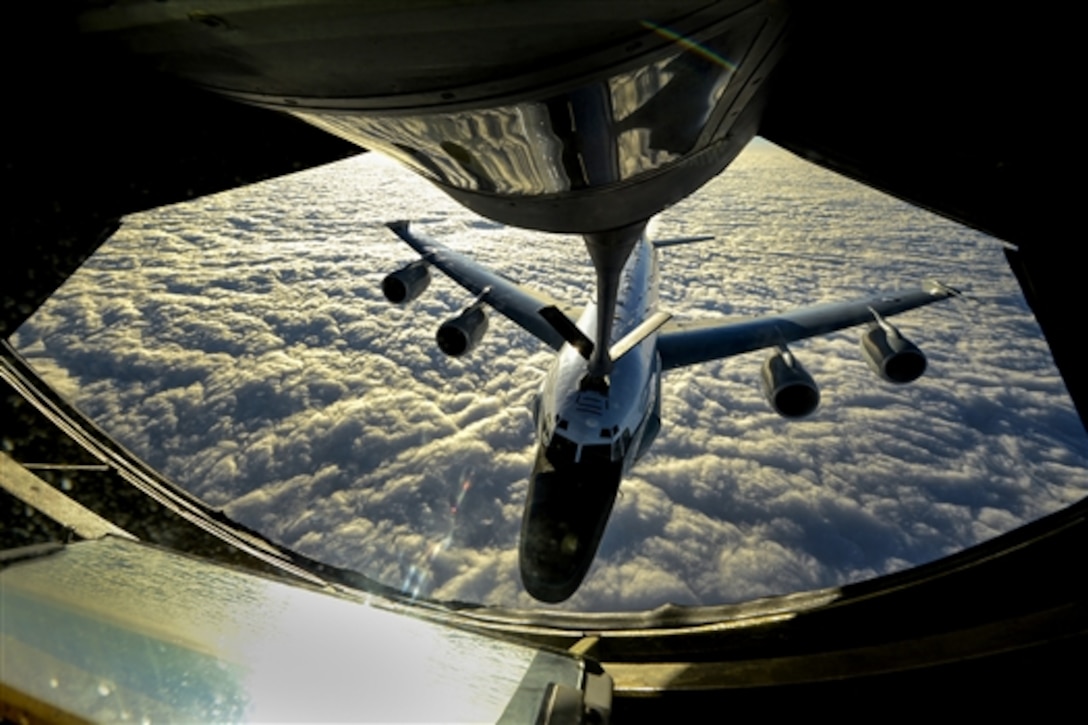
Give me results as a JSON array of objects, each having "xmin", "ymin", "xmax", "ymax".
[
  {"xmin": 386, "ymin": 221, "xmax": 570, "ymax": 350},
  {"xmin": 657, "ymin": 282, "xmax": 958, "ymax": 371}
]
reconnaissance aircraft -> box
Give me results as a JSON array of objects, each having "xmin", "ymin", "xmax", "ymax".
[
  {"xmin": 4, "ymin": 2, "xmax": 1085, "ymax": 719},
  {"xmin": 382, "ymin": 219, "xmax": 956, "ymax": 601}
]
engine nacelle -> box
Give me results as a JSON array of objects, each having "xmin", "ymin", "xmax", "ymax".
[
  {"xmin": 436, "ymin": 305, "xmax": 489, "ymax": 357},
  {"xmin": 860, "ymin": 324, "xmax": 927, "ymax": 383},
  {"xmin": 381, "ymin": 261, "xmax": 430, "ymax": 304},
  {"xmin": 761, "ymin": 350, "xmax": 820, "ymax": 418}
]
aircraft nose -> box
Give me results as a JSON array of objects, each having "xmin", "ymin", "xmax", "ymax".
[
  {"xmin": 519, "ymin": 452, "xmax": 622, "ymax": 603},
  {"xmin": 520, "ymin": 492, "xmax": 589, "ymax": 603}
]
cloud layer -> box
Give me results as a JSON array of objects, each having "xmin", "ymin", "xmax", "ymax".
[{"xmin": 15, "ymin": 142, "xmax": 1088, "ymax": 610}]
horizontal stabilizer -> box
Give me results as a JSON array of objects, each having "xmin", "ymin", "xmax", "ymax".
[
  {"xmin": 924, "ymin": 279, "xmax": 963, "ymax": 297},
  {"xmin": 539, "ymin": 306, "xmax": 594, "ymax": 360},
  {"xmin": 652, "ymin": 235, "xmax": 715, "ymax": 248},
  {"xmin": 609, "ymin": 311, "xmax": 672, "ymax": 362}
]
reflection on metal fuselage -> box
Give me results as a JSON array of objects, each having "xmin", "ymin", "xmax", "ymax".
[
  {"xmin": 520, "ymin": 235, "xmax": 662, "ymax": 602},
  {"xmin": 280, "ymin": 6, "xmax": 788, "ymax": 234}
]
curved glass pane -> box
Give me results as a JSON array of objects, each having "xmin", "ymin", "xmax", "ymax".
[{"xmin": 13, "ymin": 142, "xmax": 1088, "ymax": 610}]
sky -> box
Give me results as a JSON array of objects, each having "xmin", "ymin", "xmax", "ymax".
[{"xmin": 14, "ymin": 141, "xmax": 1088, "ymax": 611}]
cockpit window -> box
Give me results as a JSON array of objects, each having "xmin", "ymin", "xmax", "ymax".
[
  {"xmin": 580, "ymin": 444, "xmax": 613, "ymax": 466},
  {"xmin": 612, "ymin": 433, "xmax": 629, "ymax": 462},
  {"xmin": 545, "ymin": 432, "xmax": 579, "ymax": 468}
]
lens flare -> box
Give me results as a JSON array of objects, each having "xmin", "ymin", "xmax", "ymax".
[
  {"xmin": 400, "ymin": 471, "xmax": 474, "ymax": 598},
  {"xmin": 640, "ymin": 20, "xmax": 738, "ymax": 72}
]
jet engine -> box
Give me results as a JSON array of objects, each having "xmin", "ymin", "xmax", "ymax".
[
  {"xmin": 860, "ymin": 323, "xmax": 927, "ymax": 383},
  {"xmin": 761, "ymin": 347, "xmax": 820, "ymax": 418},
  {"xmin": 436, "ymin": 304, "xmax": 489, "ymax": 357},
  {"xmin": 381, "ymin": 260, "xmax": 430, "ymax": 303}
]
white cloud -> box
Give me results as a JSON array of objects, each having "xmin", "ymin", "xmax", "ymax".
[{"xmin": 14, "ymin": 144, "xmax": 1088, "ymax": 612}]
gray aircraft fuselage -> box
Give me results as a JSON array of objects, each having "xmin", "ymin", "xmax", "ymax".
[{"xmin": 521, "ymin": 232, "xmax": 663, "ymax": 602}]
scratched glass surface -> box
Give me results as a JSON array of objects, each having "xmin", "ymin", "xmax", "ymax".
[
  {"xmin": 0, "ymin": 538, "xmax": 575, "ymax": 722},
  {"xmin": 14, "ymin": 141, "xmax": 1088, "ymax": 610}
]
